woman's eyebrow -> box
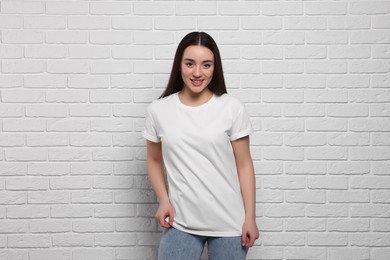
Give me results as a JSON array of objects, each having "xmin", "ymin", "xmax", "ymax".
[{"xmin": 183, "ymin": 58, "xmax": 214, "ymax": 63}]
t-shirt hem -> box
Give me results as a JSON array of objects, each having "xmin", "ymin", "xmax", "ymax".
[
  {"xmin": 142, "ymin": 131, "xmax": 160, "ymax": 143},
  {"xmin": 172, "ymin": 223, "xmax": 242, "ymax": 237},
  {"xmin": 230, "ymin": 129, "xmax": 253, "ymax": 141}
]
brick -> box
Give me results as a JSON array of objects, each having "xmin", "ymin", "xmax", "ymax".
[
  {"xmin": 198, "ymin": 17, "xmax": 239, "ymax": 30},
  {"xmin": 29, "ymin": 249, "xmax": 71, "ymax": 260},
  {"xmin": 262, "ymin": 2, "xmax": 303, "ymax": 15},
  {"xmin": 306, "ymin": 205, "xmax": 348, "ymax": 217},
  {"xmin": 134, "ymin": 2, "xmax": 174, "ymax": 15},
  {"xmin": 220, "ymin": 32, "xmax": 262, "ymax": 45},
  {"xmin": 0, "ymin": 134, "xmax": 25, "ymax": 147},
  {"xmin": 69, "ymin": 104, "xmax": 111, "ymax": 117},
  {"xmin": 114, "ymin": 189, "xmax": 156, "ymax": 203},
  {"xmin": 350, "ymin": 60, "xmax": 390, "ymax": 73},
  {"xmin": 29, "ymin": 220, "xmax": 70, "ymax": 233},
  {"xmin": 0, "ymin": 75, "xmax": 22, "ymax": 88},
  {"xmin": 5, "ymin": 148, "xmax": 47, "ymax": 161},
  {"xmin": 263, "ymin": 32, "xmax": 305, "ymax": 45},
  {"xmin": 350, "ymin": 1, "xmax": 390, "ymax": 15},
  {"xmin": 351, "ymin": 205, "xmax": 390, "ymax": 217},
  {"xmin": 285, "ymin": 190, "xmax": 326, "ymax": 204},
  {"xmin": 46, "ymin": 31, "xmax": 87, "ymax": 44},
  {"xmin": 305, "ymin": 2, "xmax": 347, "ymax": 15},
  {"xmin": 24, "ymin": 16, "xmax": 66, "ymax": 29},
  {"xmin": 91, "ymin": 61, "xmax": 132, "ymax": 74},
  {"xmin": 73, "ymin": 219, "xmax": 114, "ymax": 233},
  {"xmin": 256, "ymin": 190, "xmax": 283, "ymax": 203},
  {"xmin": 46, "ymin": 1, "xmax": 89, "ymax": 15},
  {"xmin": 47, "ymin": 61, "xmax": 89, "ymax": 74},
  {"xmin": 306, "ymin": 119, "xmax": 347, "ymax": 132},
  {"xmin": 70, "ymin": 134, "xmax": 111, "ymax": 147},
  {"xmin": 285, "ymin": 75, "xmax": 326, "ymax": 89},
  {"xmin": 305, "ymin": 90, "xmax": 348, "ymax": 103},
  {"xmin": 28, "ymin": 191, "xmax": 69, "ymax": 204},
  {"xmin": 327, "ymin": 104, "xmax": 369, "ymax": 117},
  {"xmin": 154, "ymin": 17, "xmax": 196, "ymax": 30},
  {"xmin": 71, "ymin": 191, "xmax": 112, "ymax": 204},
  {"xmin": 328, "ymin": 75, "xmax": 370, "ymax": 89},
  {"xmin": 372, "ymin": 162, "xmax": 390, "ymax": 175},
  {"xmin": 309, "ymin": 233, "xmax": 348, "ymax": 246},
  {"xmin": 242, "ymin": 46, "xmax": 283, "ymax": 60},
  {"xmin": 95, "ymin": 233, "xmax": 136, "ymax": 246},
  {"xmin": 372, "ymin": 248, "xmax": 390, "ymax": 260},
  {"xmin": 263, "ymin": 61, "xmax": 304, "ymax": 74},
  {"xmin": 68, "ymin": 46, "xmax": 110, "ymax": 59},
  {"xmin": 264, "ymin": 204, "xmax": 305, "ymax": 217},
  {"xmin": 306, "ymin": 61, "xmax": 347, "ymax": 74},
  {"xmin": 50, "ymin": 177, "xmax": 91, "ymax": 190},
  {"xmin": 264, "ymin": 119, "xmax": 305, "ymax": 132},
  {"xmin": 328, "ymin": 16, "xmax": 371, "ymax": 30},
  {"xmin": 112, "ymin": 46, "xmax": 153, "ymax": 60},
  {"xmin": 8, "ymin": 235, "xmax": 51, "ymax": 248},
  {"xmin": 373, "ymin": 15, "xmax": 390, "ymax": 29},
  {"xmin": 350, "ymin": 233, "xmax": 390, "ymax": 247},
  {"xmin": 24, "ymin": 75, "xmax": 67, "ymax": 88},
  {"xmin": 328, "ymin": 190, "xmax": 370, "ymax": 203},
  {"xmin": 90, "ymin": 31, "xmax": 132, "ymax": 44},
  {"xmin": 0, "ymin": 15, "xmax": 23, "ymax": 29},
  {"xmin": 6, "ymin": 177, "xmax": 48, "ymax": 191},
  {"xmin": 115, "ymin": 247, "xmax": 156, "ymax": 260},
  {"xmin": 0, "ymin": 104, "xmax": 23, "ymax": 118},
  {"xmin": 0, "ymin": 220, "xmax": 28, "ymax": 233},
  {"xmin": 262, "ymin": 232, "xmax": 305, "ymax": 246},
  {"xmin": 46, "ymin": 119, "xmax": 89, "ymax": 132},
  {"xmin": 0, "ymin": 192, "xmax": 26, "ymax": 204},
  {"xmin": 133, "ymin": 32, "xmax": 174, "ymax": 45},
  {"xmin": 94, "ymin": 205, "xmax": 135, "ymax": 218},
  {"xmin": 1, "ymin": 1, "xmax": 44, "ymax": 14},
  {"xmin": 328, "ymin": 219, "xmax": 370, "ymax": 232},
  {"xmin": 242, "ymin": 17, "xmax": 282, "ymax": 30},
  {"xmin": 6, "ymin": 205, "xmax": 49, "ymax": 219},
  {"xmin": 26, "ymin": 104, "xmax": 67, "ymax": 118},
  {"xmin": 307, "ymin": 31, "xmax": 348, "ymax": 44},
  {"xmin": 112, "ymin": 16, "xmax": 152, "ymax": 30},
  {"xmin": 72, "ymin": 248, "xmax": 112, "ymax": 260},
  {"xmin": 219, "ymin": 2, "xmax": 260, "ymax": 15},
  {"xmin": 49, "ymin": 148, "xmax": 91, "ymax": 161},
  {"xmin": 285, "ymin": 218, "xmax": 326, "ymax": 231},
  {"xmin": 0, "ymin": 45, "xmax": 23, "ymax": 58},
  {"xmin": 329, "ymin": 46, "xmax": 371, "ymax": 59},
  {"xmin": 51, "ymin": 205, "xmax": 93, "ymax": 218},
  {"xmin": 372, "ymin": 133, "xmax": 390, "ymax": 145},
  {"xmin": 90, "ymin": 2, "xmax": 132, "ymax": 15},
  {"xmin": 351, "ymin": 148, "xmax": 390, "ymax": 160},
  {"xmin": 372, "ymin": 219, "xmax": 390, "ymax": 232},
  {"xmin": 284, "ymin": 17, "xmax": 327, "ymax": 30},
  {"xmin": 328, "ymin": 161, "xmax": 370, "ymax": 175},
  {"xmin": 116, "ymin": 218, "xmax": 156, "ymax": 232},
  {"xmin": 68, "ymin": 75, "xmax": 110, "ymax": 89},
  {"xmin": 251, "ymin": 133, "xmax": 282, "ymax": 146},
  {"xmin": 111, "ymin": 75, "xmax": 154, "ymax": 89},
  {"xmin": 2, "ymin": 60, "xmax": 44, "ymax": 73},
  {"xmin": 28, "ymin": 163, "xmax": 70, "ymax": 176},
  {"xmin": 308, "ymin": 176, "xmax": 348, "ymax": 189},
  {"xmin": 328, "ymin": 133, "xmax": 370, "ymax": 146},
  {"xmin": 263, "ymin": 147, "xmax": 304, "ymax": 161},
  {"xmin": 46, "ymin": 89, "xmax": 88, "ymax": 103},
  {"xmin": 351, "ymin": 31, "xmax": 390, "ymax": 44},
  {"xmin": 263, "ymin": 176, "xmax": 305, "ymax": 189},
  {"xmin": 52, "ymin": 234, "xmax": 93, "ymax": 247},
  {"xmin": 93, "ymin": 176, "xmax": 133, "ymax": 189},
  {"xmin": 351, "ymin": 176, "xmax": 390, "ymax": 189},
  {"xmin": 373, "ymin": 45, "xmax": 390, "ymax": 59},
  {"xmin": 285, "ymin": 162, "xmax": 327, "ymax": 175},
  {"xmin": 283, "ymin": 105, "xmax": 325, "ymax": 117},
  {"xmin": 328, "ymin": 248, "xmax": 370, "ymax": 260},
  {"xmin": 372, "ymin": 191, "xmax": 390, "ymax": 203},
  {"xmin": 285, "ymin": 46, "xmax": 326, "ymax": 59},
  {"xmin": 2, "ymin": 31, "xmax": 44, "ymax": 44},
  {"xmin": 349, "ymin": 89, "xmax": 390, "ymax": 103},
  {"xmin": 112, "ymin": 104, "xmax": 146, "ymax": 117},
  {"xmin": 70, "ymin": 162, "xmax": 112, "ymax": 176}
]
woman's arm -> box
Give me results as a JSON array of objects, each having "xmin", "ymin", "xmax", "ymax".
[
  {"xmin": 231, "ymin": 136, "xmax": 259, "ymax": 247},
  {"xmin": 146, "ymin": 140, "xmax": 174, "ymax": 228}
]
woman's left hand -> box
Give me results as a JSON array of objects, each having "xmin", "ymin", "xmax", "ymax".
[{"xmin": 241, "ymin": 219, "xmax": 259, "ymax": 247}]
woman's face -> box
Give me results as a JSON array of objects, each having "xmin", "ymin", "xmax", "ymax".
[{"xmin": 180, "ymin": 45, "xmax": 214, "ymax": 95}]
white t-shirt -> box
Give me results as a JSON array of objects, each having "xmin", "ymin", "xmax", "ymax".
[{"xmin": 143, "ymin": 92, "xmax": 253, "ymax": 237}]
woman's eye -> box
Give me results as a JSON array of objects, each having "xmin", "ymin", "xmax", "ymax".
[{"xmin": 185, "ymin": 63, "xmax": 193, "ymax": 67}]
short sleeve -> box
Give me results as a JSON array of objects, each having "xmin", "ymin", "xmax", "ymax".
[
  {"xmin": 229, "ymin": 104, "xmax": 253, "ymax": 141},
  {"xmin": 142, "ymin": 106, "xmax": 161, "ymax": 143}
]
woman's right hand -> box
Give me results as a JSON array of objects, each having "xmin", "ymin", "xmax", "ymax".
[{"xmin": 155, "ymin": 199, "xmax": 174, "ymax": 228}]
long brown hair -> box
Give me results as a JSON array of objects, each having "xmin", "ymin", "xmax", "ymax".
[{"xmin": 160, "ymin": 31, "xmax": 227, "ymax": 98}]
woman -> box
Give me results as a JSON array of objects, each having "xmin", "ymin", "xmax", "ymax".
[{"xmin": 143, "ymin": 31, "xmax": 259, "ymax": 260}]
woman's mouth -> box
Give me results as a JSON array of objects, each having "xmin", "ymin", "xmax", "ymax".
[{"xmin": 191, "ymin": 79, "xmax": 203, "ymax": 87}]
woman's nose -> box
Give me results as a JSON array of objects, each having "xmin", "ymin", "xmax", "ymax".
[{"xmin": 193, "ymin": 66, "xmax": 201, "ymax": 77}]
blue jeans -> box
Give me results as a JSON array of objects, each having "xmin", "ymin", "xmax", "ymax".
[{"xmin": 158, "ymin": 227, "xmax": 248, "ymax": 260}]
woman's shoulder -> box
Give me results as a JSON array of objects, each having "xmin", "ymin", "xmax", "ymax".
[
  {"xmin": 217, "ymin": 93, "xmax": 245, "ymax": 108},
  {"xmin": 147, "ymin": 93, "xmax": 177, "ymax": 112}
]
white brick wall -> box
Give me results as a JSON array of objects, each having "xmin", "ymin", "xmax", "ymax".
[{"xmin": 0, "ymin": 0, "xmax": 389, "ymax": 259}]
